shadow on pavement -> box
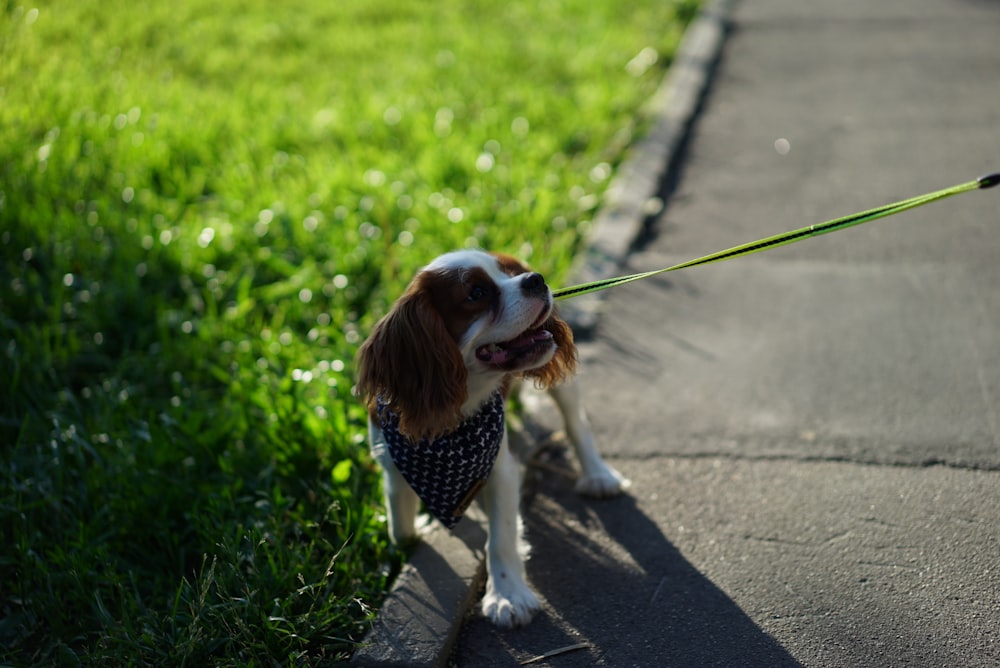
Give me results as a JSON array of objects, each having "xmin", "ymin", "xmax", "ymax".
[{"xmin": 454, "ymin": 463, "xmax": 802, "ymax": 667}]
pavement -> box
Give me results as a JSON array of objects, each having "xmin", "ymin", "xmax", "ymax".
[{"xmin": 352, "ymin": 0, "xmax": 1000, "ymax": 665}]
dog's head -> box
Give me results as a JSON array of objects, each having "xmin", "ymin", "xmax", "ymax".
[{"xmin": 356, "ymin": 249, "xmax": 576, "ymax": 440}]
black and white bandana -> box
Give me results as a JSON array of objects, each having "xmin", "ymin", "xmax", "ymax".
[{"xmin": 376, "ymin": 391, "xmax": 505, "ymax": 529}]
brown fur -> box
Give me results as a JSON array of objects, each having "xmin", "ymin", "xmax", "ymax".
[
  {"xmin": 356, "ymin": 284, "xmax": 467, "ymax": 441},
  {"xmin": 522, "ymin": 312, "xmax": 576, "ymax": 388}
]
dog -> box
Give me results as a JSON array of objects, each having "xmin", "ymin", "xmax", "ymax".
[{"xmin": 356, "ymin": 249, "xmax": 626, "ymax": 628}]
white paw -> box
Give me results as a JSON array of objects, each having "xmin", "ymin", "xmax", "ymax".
[
  {"xmin": 575, "ymin": 465, "xmax": 629, "ymax": 498},
  {"xmin": 481, "ymin": 579, "xmax": 541, "ymax": 628}
]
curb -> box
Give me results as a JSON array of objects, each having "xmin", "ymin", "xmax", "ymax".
[
  {"xmin": 351, "ymin": 2, "xmax": 733, "ymax": 665},
  {"xmin": 559, "ymin": 0, "xmax": 735, "ymax": 334},
  {"xmin": 351, "ymin": 515, "xmax": 487, "ymax": 668}
]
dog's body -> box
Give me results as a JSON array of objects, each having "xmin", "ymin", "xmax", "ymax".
[{"xmin": 356, "ymin": 249, "xmax": 625, "ymax": 627}]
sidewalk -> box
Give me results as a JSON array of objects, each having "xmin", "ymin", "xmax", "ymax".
[
  {"xmin": 356, "ymin": 0, "xmax": 1000, "ymax": 665},
  {"xmin": 455, "ymin": 0, "xmax": 1000, "ymax": 664}
]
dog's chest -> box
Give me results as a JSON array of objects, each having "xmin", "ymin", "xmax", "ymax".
[{"xmin": 377, "ymin": 392, "xmax": 505, "ymax": 528}]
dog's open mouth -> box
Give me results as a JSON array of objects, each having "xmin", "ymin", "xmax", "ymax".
[{"xmin": 475, "ymin": 328, "xmax": 554, "ymax": 367}]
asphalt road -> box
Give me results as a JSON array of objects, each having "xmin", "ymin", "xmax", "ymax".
[{"xmin": 453, "ymin": 0, "xmax": 1000, "ymax": 665}]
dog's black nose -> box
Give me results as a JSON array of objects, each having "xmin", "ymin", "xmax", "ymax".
[{"xmin": 520, "ymin": 272, "xmax": 547, "ymax": 297}]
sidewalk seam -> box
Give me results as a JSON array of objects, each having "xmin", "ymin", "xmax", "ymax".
[{"xmin": 590, "ymin": 449, "xmax": 1000, "ymax": 473}]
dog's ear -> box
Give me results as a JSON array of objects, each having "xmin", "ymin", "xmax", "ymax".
[
  {"xmin": 356, "ymin": 288, "xmax": 467, "ymax": 440},
  {"xmin": 523, "ymin": 309, "xmax": 577, "ymax": 389}
]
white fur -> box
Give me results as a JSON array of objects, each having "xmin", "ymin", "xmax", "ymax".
[{"xmin": 548, "ymin": 380, "xmax": 628, "ymax": 498}]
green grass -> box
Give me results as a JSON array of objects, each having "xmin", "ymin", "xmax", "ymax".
[{"xmin": 0, "ymin": 0, "xmax": 697, "ymax": 664}]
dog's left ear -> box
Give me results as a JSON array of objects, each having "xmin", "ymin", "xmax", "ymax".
[
  {"xmin": 523, "ymin": 310, "xmax": 577, "ymax": 389},
  {"xmin": 356, "ymin": 287, "xmax": 468, "ymax": 440}
]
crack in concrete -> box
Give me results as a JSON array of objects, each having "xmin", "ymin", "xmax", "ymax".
[{"xmin": 599, "ymin": 449, "xmax": 1000, "ymax": 473}]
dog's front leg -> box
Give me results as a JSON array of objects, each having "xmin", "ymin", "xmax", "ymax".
[
  {"xmin": 548, "ymin": 379, "xmax": 628, "ymax": 497},
  {"xmin": 369, "ymin": 418, "xmax": 419, "ymax": 544},
  {"xmin": 479, "ymin": 433, "xmax": 540, "ymax": 628}
]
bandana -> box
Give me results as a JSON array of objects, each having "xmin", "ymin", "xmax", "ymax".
[{"xmin": 376, "ymin": 392, "xmax": 505, "ymax": 528}]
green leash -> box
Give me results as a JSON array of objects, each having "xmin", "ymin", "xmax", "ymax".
[{"xmin": 553, "ymin": 172, "xmax": 1000, "ymax": 301}]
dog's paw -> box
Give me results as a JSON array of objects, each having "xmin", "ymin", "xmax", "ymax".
[
  {"xmin": 575, "ymin": 465, "xmax": 629, "ymax": 498},
  {"xmin": 481, "ymin": 580, "xmax": 541, "ymax": 628}
]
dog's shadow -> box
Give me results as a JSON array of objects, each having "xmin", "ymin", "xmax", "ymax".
[{"xmin": 452, "ymin": 453, "xmax": 803, "ymax": 667}]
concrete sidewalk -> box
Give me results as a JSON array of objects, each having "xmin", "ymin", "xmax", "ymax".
[
  {"xmin": 355, "ymin": 0, "xmax": 1000, "ymax": 665},
  {"xmin": 455, "ymin": 0, "xmax": 1000, "ymax": 665}
]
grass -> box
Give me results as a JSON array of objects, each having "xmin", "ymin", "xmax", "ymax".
[{"xmin": 0, "ymin": 0, "xmax": 697, "ymax": 664}]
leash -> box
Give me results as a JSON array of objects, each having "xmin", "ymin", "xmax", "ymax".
[{"xmin": 553, "ymin": 172, "xmax": 1000, "ymax": 301}]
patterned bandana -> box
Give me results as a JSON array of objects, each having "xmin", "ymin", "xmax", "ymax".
[{"xmin": 376, "ymin": 392, "xmax": 505, "ymax": 528}]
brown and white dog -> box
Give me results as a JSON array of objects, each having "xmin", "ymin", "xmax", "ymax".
[{"xmin": 356, "ymin": 249, "xmax": 625, "ymax": 628}]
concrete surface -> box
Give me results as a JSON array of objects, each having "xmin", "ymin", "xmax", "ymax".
[{"xmin": 452, "ymin": 0, "xmax": 1000, "ymax": 665}]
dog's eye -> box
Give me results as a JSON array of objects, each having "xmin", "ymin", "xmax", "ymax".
[{"xmin": 467, "ymin": 284, "xmax": 490, "ymax": 302}]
